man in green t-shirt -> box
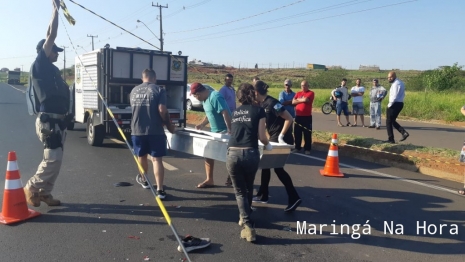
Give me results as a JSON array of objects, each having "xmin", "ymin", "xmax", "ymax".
[{"xmin": 191, "ymin": 83, "xmax": 232, "ymax": 188}]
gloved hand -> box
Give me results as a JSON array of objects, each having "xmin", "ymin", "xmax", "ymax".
[
  {"xmin": 264, "ymin": 143, "xmax": 273, "ymax": 151},
  {"xmin": 278, "ymin": 134, "xmax": 285, "ymax": 144}
]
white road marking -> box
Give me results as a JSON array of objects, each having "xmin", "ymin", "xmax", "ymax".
[
  {"xmin": 7, "ymin": 84, "xmax": 26, "ymax": 94},
  {"xmin": 295, "ymin": 153, "xmax": 459, "ymax": 195},
  {"xmin": 108, "ymin": 138, "xmax": 125, "ymax": 144},
  {"xmin": 107, "ymin": 138, "xmax": 178, "ymax": 171}
]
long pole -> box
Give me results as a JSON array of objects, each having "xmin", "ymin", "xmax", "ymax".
[
  {"xmin": 87, "ymin": 34, "xmax": 98, "ymax": 50},
  {"xmin": 152, "ymin": 2, "xmax": 168, "ymax": 52}
]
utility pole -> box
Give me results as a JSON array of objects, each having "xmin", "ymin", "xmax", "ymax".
[
  {"xmin": 152, "ymin": 2, "xmax": 168, "ymax": 52},
  {"xmin": 87, "ymin": 34, "xmax": 98, "ymax": 50},
  {"xmin": 62, "ymin": 46, "xmax": 69, "ymax": 80}
]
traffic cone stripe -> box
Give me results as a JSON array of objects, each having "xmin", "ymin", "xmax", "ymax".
[
  {"xmin": 328, "ymin": 150, "xmax": 338, "ymax": 157},
  {"xmin": 1, "ymin": 151, "xmax": 41, "ymax": 225},
  {"xmin": 320, "ymin": 133, "xmax": 344, "ymax": 177},
  {"xmin": 5, "ymin": 179, "xmax": 23, "ymax": 190},
  {"xmin": 6, "ymin": 161, "xmax": 18, "ymax": 171}
]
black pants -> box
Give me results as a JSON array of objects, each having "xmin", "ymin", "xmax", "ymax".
[
  {"xmin": 294, "ymin": 115, "xmax": 312, "ymax": 151},
  {"xmin": 257, "ymin": 168, "xmax": 300, "ymax": 205},
  {"xmin": 226, "ymin": 148, "xmax": 260, "ymax": 226},
  {"xmin": 386, "ymin": 102, "xmax": 406, "ymax": 141}
]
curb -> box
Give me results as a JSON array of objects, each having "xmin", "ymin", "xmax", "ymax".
[{"xmin": 312, "ymin": 142, "xmax": 463, "ymax": 183}]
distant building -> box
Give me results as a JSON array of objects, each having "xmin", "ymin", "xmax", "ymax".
[
  {"xmin": 359, "ymin": 65, "xmax": 380, "ymax": 71},
  {"xmin": 306, "ymin": 64, "xmax": 327, "ymax": 70},
  {"xmin": 14, "ymin": 68, "xmax": 21, "ymax": 72}
]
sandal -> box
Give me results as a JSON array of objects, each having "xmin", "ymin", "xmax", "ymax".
[
  {"xmin": 346, "ymin": 123, "xmax": 352, "ymax": 127},
  {"xmin": 197, "ymin": 182, "xmax": 215, "ymax": 188},
  {"xmin": 338, "ymin": 123, "xmax": 344, "ymax": 127},
  {"xmin": 458, "ymin": 188, "xmax": 465, "ymax": 195}
]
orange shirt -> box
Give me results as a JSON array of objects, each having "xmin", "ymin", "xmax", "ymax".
[{"xmin": 294, "ymin": 90, "xmax": 315, "ymax": 116}]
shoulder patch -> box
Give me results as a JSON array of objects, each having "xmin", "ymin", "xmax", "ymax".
[{"xmin": 274, "ymin": 103, "xmax": 283, "ymax": 111}]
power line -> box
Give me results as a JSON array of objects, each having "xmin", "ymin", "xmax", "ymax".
[
  {"xmin": 164, "ymin": 0, "xmax": 212, "ymax": 19},
  {"xmin": 169, "ymin": 0, "xmax": 418, "ymax": 44},
  {"xmin": 169, "ymin": 0, "xmax": 370, "ymax": 43},
  {"xmin": 87, "ymin": 34, "xmax": 98, "ymax": 50},
  {"xmin": 167, "ymin": 0, "xmax": 307, "ymax": 34}
]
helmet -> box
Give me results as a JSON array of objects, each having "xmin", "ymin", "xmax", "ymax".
[{"xmin": 334, "ymin": 91, "xmax": 342, "ymax": 98}]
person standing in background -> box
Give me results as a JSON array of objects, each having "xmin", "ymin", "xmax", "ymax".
[
  {"xmin": 219, "ymin": 73, "xmax": 236, "ymax": 111},
  {"xmin": 368, "ymin": 79, "xmax": 386, "ymax": 129},
  {"xmin": 292, "ymin": 81, "xmax": 314, "ymax": 155},
  {"xmin": 383, "ymin": 71, "xmax": 409, "ymax": 143},
  {"xmin": 279, "ymin": 79, "xmax": 296, "ymax": 119},
  {"xmin": 350, "ymin": 78, "xmax": 366, "ymax": 127}
]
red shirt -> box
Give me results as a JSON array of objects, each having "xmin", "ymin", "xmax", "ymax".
[{"xmin": 294, "ymin": 90, "xmax": 315, "ymax": 116}]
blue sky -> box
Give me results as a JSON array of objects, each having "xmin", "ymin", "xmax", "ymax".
[{"xmin": 1, "ymin": 0, "xmax": 463, "ymax": 71}]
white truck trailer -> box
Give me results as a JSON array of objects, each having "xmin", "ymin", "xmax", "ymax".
[{"xmin": 72, "ymin": 46, "xmax": 188, "ymax": 146}]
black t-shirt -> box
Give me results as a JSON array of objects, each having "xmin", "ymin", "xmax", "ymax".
[
  {"xmin": 32, "ymin": 49, "xmax": 70, "ymax": 114},
  {"xmin": 261, "ymin": 96, "xmax": 294, "ymax": 144},
  {"xmin": 228, "ymin": 104, "xmax": 266, "ymax": 149}
]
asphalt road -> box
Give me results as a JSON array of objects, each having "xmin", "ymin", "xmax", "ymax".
[
  {"xmin": 0, "ymin": 83, "xmax": 464, "ymax": 262},
  {"xmin": 311, "ymin": 111, "xmax": 464, "ymax": 151}
]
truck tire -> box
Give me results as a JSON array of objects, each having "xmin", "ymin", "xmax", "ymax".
[{"xmin": 86, "ymin": 115, "xmax": 104, "ymax": 146}]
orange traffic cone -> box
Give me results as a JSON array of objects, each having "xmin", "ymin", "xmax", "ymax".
[
  {"xmin": 0, "ymin": 152, "xmax": 41, "ymax": 225},
  {"xmin": 319, "ymin": 134, "xmax": 344, "ymax": 177}
]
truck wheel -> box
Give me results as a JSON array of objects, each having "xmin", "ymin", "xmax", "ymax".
[
  {"xmin": 86, "ymin": 115, "xmax": 104, "ymax": 146},
  {"xmin": 321, "ymin": 102, "xmax": 333, "ymax": 115},
  {"xmin": 186, "ymin": 99, "xmax": 193, "ymax": 111}
]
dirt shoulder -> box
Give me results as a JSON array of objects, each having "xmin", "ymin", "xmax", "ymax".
[{"xmin": 186, "ymin": 111, "xmax": 464, "ymax": 183}]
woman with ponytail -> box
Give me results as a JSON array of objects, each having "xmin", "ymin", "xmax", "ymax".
[
  {"xmin": 226, "ymin": 83, "xmax": 271, "ymax": 242},
  {"xmin": 253, "ymin": 80, "xmax": 302, "ymax": 213}
]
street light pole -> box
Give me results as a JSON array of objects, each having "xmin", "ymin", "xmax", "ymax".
[
  {"xmin": 152, "ymin": 2, "xmax": 168, "ymax": 52},
  {"xmin": 137, "ymin": 19, "xmax": 162, "ymax": 50}
]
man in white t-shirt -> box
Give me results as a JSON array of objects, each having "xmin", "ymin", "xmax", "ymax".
[{"xmin": 350, "ymin": 78, "xmax": 366, "ymax": 127}]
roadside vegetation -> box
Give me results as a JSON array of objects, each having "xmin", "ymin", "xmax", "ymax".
[{"xmin": 190, "ymin": 64, "xmax": 465, "ymax": 122}]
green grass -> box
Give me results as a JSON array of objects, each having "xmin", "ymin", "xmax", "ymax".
[
  {"xmin": 190, "ymin": 68, "xmax": 464, "ymax": 123},
  {"xmin": 302, "ymin": 130, "xmax": 459, "ymax": 159}
]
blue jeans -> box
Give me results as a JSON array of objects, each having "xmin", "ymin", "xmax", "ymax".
[
  {"xmin": 370, "ymin": 102, "xmax": 382, "ymax": 127},
  {"xmin": 336, "ymin": 101, "xmax": 349, "ymax": 116},
  {"xmin": 226, "ymin": 148, "xmax": 260, "ymax": 226}
]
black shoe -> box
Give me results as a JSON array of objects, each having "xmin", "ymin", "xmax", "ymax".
[
  {"xmin": 368, "ymin": 125, "xmax": 375, "ymax": 128},
  {"xmin": 399, "ymin": 132, "xmax": 409, "ymax": 142},
  {"xmin": 177, "ymin": 235, "xmax": 211, "ymax": 253},
  {"xmin": 252, "ymin": 195, "xmax": 268, "ymax": 203},
  {"xmin": 382, "ymin": 139, "xmax": 395, "ymax": 144},
  {"xmin": 156, "ymin": 190, "xmax": 166, "ymax": 199},
  {"xmin": 284, "ymin": 199, "xmax": 302, "ymax": 213}
]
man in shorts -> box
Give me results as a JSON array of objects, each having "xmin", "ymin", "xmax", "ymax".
[
  {"xmin": 331, "ymin": 78, "xmax": 351, "ymax": 126},
  {"xmin": 350, "ymin": 78, "xmax": 366, "ymax": 127},
  {"xmin": 192, "ymin": 83, "xmax": 232, "ymax": 188},
  {"xmin": 131, "ymin": 69, "xmax": 175, "ymax": 199}
]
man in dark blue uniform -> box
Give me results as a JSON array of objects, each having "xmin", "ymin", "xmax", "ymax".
[{"xmin": 24, "ymin": 0, "xmax": 71, "ymax": 207}]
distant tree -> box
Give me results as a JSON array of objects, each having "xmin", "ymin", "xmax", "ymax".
[{"xmin": 424, "ymin": 63, "xmax": 463, "ymax": 92}]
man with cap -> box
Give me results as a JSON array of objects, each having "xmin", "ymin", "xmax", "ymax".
[
  {"xmin": 24, "ymin": 0, "xmax": 71, "ymax": 207},
  {"xmin": 368, "ymin": 79, "xmax": 386, "ymax": 129},
  {"xmin": 191, "ymin": 83, "xmax": 232, "ymax": 188},
  {"xmin": 279, "ymin": 79, "xmax": 296, "ymax": 119}
]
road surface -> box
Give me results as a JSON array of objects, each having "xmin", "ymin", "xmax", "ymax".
[{"xmin": 0, "ymin": 83, "xmax": 464, "ymax": 262}]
